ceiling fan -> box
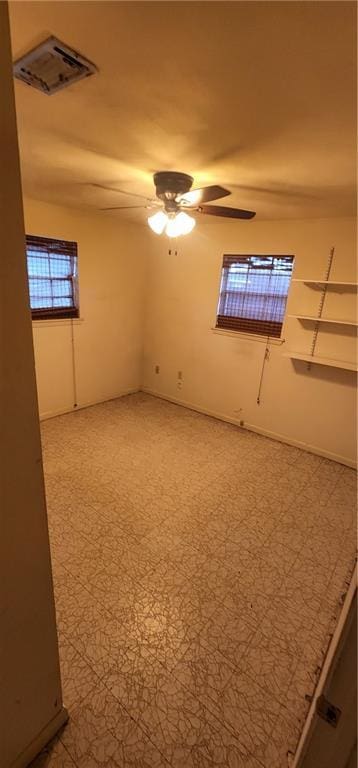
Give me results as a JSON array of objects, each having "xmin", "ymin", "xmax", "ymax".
[{"xmin": 97, "ymin": 171, "xmax": 256, "ymax": 237}]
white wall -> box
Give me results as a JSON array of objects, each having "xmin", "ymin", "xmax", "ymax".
[
  {"xmin": 24, "ymin": 198, "xmax": 147, "ymax": 419},
  {"xmin": 1, "ymin": 4, "xmax": 66, "ymax": 766},
  {"xmin": 142, "ymin": 216, "xmax": 357, "ymax": 466}
]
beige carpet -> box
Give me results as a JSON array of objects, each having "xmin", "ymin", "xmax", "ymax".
[{"xmin": 31, "ymin": 393, "xmax": 356, "ymax": 767}]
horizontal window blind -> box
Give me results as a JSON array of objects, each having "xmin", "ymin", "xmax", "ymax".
[
  {"xmin": 26, "ymin": 234, "xmax": 79, "ymax": 319},
  {"xmin": 216, "ymin": 255, "xmax": 294, "ymax": 337}
]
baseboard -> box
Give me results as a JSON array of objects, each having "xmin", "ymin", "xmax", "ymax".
[
  {"xmin": 10, "ymin": 706, "xmax": 69, "ymax": 768},
  {"xmin": 141, "ymin": 387, "xmax": 357, "ymax": 469},
  {"xmin": 39, "ymin": 387, "xmax": 140, "ymax": 421}
]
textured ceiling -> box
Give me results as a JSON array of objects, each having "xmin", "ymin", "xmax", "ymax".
[{"xmin": 9, "ymin": 1, "xmax": 357, "ymax": 223}]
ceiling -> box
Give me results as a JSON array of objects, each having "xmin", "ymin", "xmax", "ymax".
[{"xmin": 9, "ymin": 1, "xmax": 357, "ymax": 223}]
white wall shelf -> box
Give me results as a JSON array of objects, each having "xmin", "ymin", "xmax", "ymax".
[
  {"xmin": 285, "ymin": 352, "xmax": 357, "ymax": 372},
  {"xmin": 292, "ymin": 279, "xmax": 358, "ymax": 289},
  {"xmin": 288, "ymin": 314, "xmax": 358, "ymax": 327},
  {"xmin": 288, "ymin": 250, "xmax": 357, "ymax": 373}
]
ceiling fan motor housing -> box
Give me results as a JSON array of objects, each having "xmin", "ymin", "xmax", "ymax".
[{"xmin": 154, "ymin": 172, "xmax": 193, "ymax": 206}]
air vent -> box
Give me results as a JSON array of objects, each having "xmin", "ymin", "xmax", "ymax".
[{"xmin": 13, "ymin": 36, "xmax": 98, "ymax": 95}]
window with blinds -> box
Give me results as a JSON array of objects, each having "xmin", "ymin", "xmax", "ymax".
[
  {"xmin": 216, "ymin": 255, "xmax": 294, "ymax": 338},
  {"xmin": 26, "ymin": 235, "xmax": 79, "ymax": 320}
]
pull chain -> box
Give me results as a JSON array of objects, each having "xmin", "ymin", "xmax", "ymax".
[
  {"xmin": 70, "ymin": 318, "xmax": 78, "ymax": 408},
  {"xmin": 256, "ymin": 338, "xmax": 270, "ymax": 405},
  {"xmin": 256, "ymin": 336, "xmax": 285, "ymax": 405},
  {"xmin": 168, "ymin": 236, "xmax": 178, "ymax": 256}
]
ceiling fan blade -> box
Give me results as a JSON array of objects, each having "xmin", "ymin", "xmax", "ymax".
[
  {"xmin": 180, "ymin": 185, "xmax": 231, "ymax": 206},
  {"xmin": 198, "ymin": 204, "xmax": 256, "ymax": 219},
  {"xmin": 91, "ymin": 183, "xmax": 156, "ymax": 202},
  {"xmin": 100, "ymin": 205, "xmax": 149, "ymax": 211}
]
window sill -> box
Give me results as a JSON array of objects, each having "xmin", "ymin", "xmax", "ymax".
[
  {"xmin": 32, "ymin": 317, "xmax": 84, "ymax": 327},
  {"xmin": 211, "ymin": 328, "xmax": 285, "ymax": 345}
]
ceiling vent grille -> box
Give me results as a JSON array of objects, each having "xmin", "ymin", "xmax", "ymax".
[{"xmin": 13, "ymin": 36, "xmax": 98, "ymax": 95}]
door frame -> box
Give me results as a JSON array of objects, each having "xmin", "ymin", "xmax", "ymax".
[{"xmin": 292, "ymin": 564, "xmax": 357, "ymax": 768}]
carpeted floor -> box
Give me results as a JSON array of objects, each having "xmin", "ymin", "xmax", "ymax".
[{"xmin": 31, "ymin": 393, "xmax": 356, "ymax": 768}]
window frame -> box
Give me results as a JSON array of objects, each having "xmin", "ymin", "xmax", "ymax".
[
  {"xmin": 215, "ymin": 254, "xmax": 294, "ymax": 339},
  {"xmin": 26, "ymin": 234, "xmax": 79, "ymax": 321}
]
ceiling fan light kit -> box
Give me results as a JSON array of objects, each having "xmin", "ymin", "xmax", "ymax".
[
  {"xmin": 172, "ymin": 211, "xmax": 196, "ymax": 236},
  {"xmin": 148, "ymin": 210, "xmax": 196, "ymax": 237},
  {"xmin": 147, "ymin": 210, "xmax": 168, "ymax": 235}
]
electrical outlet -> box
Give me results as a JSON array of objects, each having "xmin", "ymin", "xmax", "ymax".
[{"xmin": 155, "ymin": 365, "xmax": 160, "ymax": 374}]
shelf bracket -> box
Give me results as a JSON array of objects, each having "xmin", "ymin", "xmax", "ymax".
[{"xmin": 308, "ymin": 247, "xmax": 335, "ymax": 370}]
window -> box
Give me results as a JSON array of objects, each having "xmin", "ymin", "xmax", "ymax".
[
  {"xmin": 216, "ymin": 254, "xmax": 294, "ymax": 338},
  {"xmin": 26, "ymin": 235, "xmax": 79, "ymax": 320}
]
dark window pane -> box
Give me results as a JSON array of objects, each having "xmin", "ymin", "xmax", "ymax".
[
  {"xmin": 31, "ymin": 297, "xmax": 53, "ymax": 309},
  {"xmin": 52, "ymin": 280, "xmax": 72, "ymax": 298},
  {"xmin": 29, "ymin": 278, "xmax": 52, "ymax": 303},
  {"xmin": 27, "ymin": 254, "xmax": 51, "ymax": 278},
  {"xmin": 49, "ymin": 255, "xmax": 72, "ymax": 278},
  {"xmin": 53, "ymin": 297, "xmax": 72, "ymax": 307}
]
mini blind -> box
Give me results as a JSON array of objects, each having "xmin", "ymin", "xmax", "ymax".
[
  {"xmin": 216, "ymin": 255, "xmax": 294, "ymax": 338},
  {"xmin": 26, "ymin": 234, "xmax": 79, "ymax": 319}
]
